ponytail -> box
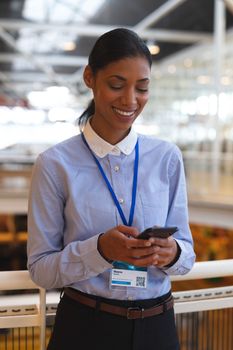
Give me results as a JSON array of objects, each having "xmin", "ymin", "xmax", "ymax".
[{"xmin": 78, "ymin": 99, "xmax": 95, "ymax": 129}]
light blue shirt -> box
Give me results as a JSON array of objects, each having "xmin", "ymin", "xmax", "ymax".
[{"xmin": 27, "ymin": 121, "xmax": 195, "ymax": 300}]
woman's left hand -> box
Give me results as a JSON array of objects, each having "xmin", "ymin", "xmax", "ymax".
[{"xmin": 147, "ymin": 236, "xmax": 179, "ymax": 267}]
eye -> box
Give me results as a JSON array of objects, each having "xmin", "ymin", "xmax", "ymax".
[
  {"xmin": 137, "ymin": 88, "xmax": 148, "ymax": 93},
  {"xmin": 109, "ymin": 85, "xmax": 123, "ymax": 90}
]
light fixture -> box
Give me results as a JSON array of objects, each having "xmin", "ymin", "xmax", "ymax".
[
  {"xmin": 183, "ymin": 58, "xmax": 193, "ymax": 68},
  {"xmin": 63, "ymin": 41, "xmax": 76, "ymax": 51},
  {"xmin": 153, "ymin": 71, "xmax": 162, "ymax": 79},
  {"xmin": 167, "ymin": 65, "xmax": 176, "ymax": 74},
  {"xmin": 221, "ymin": 76, "xmax": 232, "ymax": 85},
  {"xmin": 197, "ymin": 75, "xmax": 211, "ymax": 84},
  {"xmin": 147, "ymin": 41, "xmax": 160, "ymax": 55}
]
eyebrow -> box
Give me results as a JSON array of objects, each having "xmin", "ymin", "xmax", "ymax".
[{"xmin": 109, "ymin": 75, "xmax": 150, "ymax": 82}]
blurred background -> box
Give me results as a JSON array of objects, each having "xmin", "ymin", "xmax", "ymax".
[
  {"xmin": 0, "ymin": 2, "xmax": 233, "ymax": 349},
  {"xmin": 0, "ymin": 0, "xmax": 233, "ymax": 270}
]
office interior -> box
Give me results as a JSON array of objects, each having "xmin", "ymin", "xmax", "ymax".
[{"xmin": 0, "ymin": 0, "xmax": 233, "ymax": 349}]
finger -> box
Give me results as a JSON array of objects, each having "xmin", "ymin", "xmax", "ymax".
[
  {"xmin": 149, "ymin": 236, "xmax": 173, "ymax": 247},
  {"xmin": 117, "ymin": 225, "xmax": 139, "ymax": 237},
  {"xmin": 127, "ymin": 253, "xmax": 159, "ymax": 267},
  {"xmin": 129, "ymin": 246, "xmax": 159, "ymax": 259},
  {"xmin": 150, "ymin": 252, "xmax": 170, "ymax": 266},
  {"xmin": 155, "ymin": 247, "xmax": 171, "ymax": 257},
  {"xmin": 157, "ymin": 252, "xmax": 175, "ymax": 267},
  {"xmin": 125, "ymin": 237, "xmax": 152, "ymax": 249},
  {"xmin": 154, "ymin": 245, "xmax": 177, "ymax": 267}
]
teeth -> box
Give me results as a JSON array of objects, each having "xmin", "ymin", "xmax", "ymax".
[{"xmin": 114, "ymin": 108, "xmax": 135, "ymax": 116}]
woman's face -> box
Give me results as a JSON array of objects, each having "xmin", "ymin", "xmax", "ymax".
[{"xmin": 84, "ymin": 56, "xmax": 151, "ymax": 144}]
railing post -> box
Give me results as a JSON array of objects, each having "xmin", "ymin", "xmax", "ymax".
[
  {"xmin": 211, "ymin": 0, "xmax": 226, "ymax": 191},
  {"xmin": 39, "ymin": 287, "xmax": 47, "ymax": 350}
]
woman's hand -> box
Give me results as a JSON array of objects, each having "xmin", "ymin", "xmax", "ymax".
[
  {"xmin": 98, "ymin": 225, "xmax": 160, "ymax": 267},
  {"xmin": 147, "ymin": 236, "xmax": 179, "ymax": 267}
]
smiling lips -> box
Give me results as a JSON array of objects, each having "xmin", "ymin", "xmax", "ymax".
[{"xmin": 113, "ymin": 107, "xmax": 136, "ymax": 117}]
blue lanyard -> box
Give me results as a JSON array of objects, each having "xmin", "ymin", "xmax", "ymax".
[{"xmin": 81, "ymin": 133, "xmax": 139, "ymax": 226}]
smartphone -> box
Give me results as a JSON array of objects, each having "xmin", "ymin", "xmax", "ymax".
[{"xmin": 138, "ymin": 226, "xmax": 178, "ymax": 239}]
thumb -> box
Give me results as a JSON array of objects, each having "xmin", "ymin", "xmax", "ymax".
[{"xmin": 118, "ymin": 225, "xmax": 139, "ymax": 238}]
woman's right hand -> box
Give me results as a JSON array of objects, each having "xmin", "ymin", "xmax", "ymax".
[{"xmin": 98, "ymin": 225, "xmax": 159, "ymax": 267}]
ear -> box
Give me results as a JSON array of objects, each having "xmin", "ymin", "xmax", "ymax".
[{"xmin": 83, "ymin": 65, "xmax": 94, "ymax": 88}]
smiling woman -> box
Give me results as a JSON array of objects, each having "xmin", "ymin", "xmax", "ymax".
[
  {"xmin": 83, "ymin": 56, "xmax": 150, "ymax": 144},
  {"xmin": 27, "ymin": 28, "xmax": 195, "ymax": 350}
]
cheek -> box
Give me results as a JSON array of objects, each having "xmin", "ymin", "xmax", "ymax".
[
  {"xmin": 96, "ymin": 89, "xmax": 116, "ymax": 105},
  {"xmin": 139, "ymin": 95, "xmax": 149, "ymax": 108}
]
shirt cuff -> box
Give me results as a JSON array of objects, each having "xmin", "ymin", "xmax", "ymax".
[
  {"xmin": 79, "ymin": 234, "xmax": 113, "ymax": 277},
  {"xmin": 97, "ymin": 233, "xmax": 114, "ymax": 263},
  {"xmin": 162, "ymin": 239, "xmax": 191, "ymax": 275}
]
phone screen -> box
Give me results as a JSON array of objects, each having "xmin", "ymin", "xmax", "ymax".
[{"xmin": 138, "ymin": 226, "xmax": 178, "ymax": 239}]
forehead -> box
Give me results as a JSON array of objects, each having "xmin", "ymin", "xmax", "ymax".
[{"xmin": 97, "ymin": 56, "xmax": 151, "ymax": 80}]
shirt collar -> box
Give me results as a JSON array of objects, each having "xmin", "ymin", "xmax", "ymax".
[{"xmin": 83, "ymin": 119, "xmax": 138, "ymax": 158}]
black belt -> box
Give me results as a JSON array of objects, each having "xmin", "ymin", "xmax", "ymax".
[{"xmin": 64, "ymin": 287, "xmax": 174, "ymax": 320}]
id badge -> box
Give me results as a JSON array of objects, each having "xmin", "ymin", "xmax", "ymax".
[{"xmin": 110, "ymin": 261, "xmax": 147, "ymax": 289}]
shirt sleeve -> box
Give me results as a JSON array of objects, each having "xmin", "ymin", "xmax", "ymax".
[
  {"xmin": 27, "ymin": 154, "xmax": 112, "ymax": 290},
  {"xmin": 162, "ymin": 145, "xmax": 196, "ymax": 275}
]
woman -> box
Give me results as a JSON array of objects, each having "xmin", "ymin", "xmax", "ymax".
[{"xmin": 27, "ymin": 28, "xmax": 195, "ymax": 350}]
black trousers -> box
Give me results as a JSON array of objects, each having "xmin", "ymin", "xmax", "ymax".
[{"xmin": 47, "ymin": 291, "xmax": 180, "ymax": 350}]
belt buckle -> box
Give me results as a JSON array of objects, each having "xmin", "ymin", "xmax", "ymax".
[{"xmin": 127, "ymin": 307, "xmax": 144, "ymax": 319}]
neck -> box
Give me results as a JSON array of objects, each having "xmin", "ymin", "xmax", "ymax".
[{"xmin": 90, "ymin": 118, "xmax": 130, "ymax": 145}]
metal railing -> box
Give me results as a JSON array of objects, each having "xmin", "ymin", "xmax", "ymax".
[
  {"xmin": 172, "ymin": 259, "xmax": 233, "ymax": 314},
  {"xmin": 0, "ymin": 259, "xmax": 233, "ymax": 349}
]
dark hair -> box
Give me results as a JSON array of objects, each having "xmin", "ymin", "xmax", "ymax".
[{"xmin": 78, "ymin": 28, "xmax": 152, "ymax": 127}]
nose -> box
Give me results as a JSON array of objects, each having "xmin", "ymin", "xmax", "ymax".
[{"xmin": 121, "ymin": 88, "xmax": 137, "ymax": 107}]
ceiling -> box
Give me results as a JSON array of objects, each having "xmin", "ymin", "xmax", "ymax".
[{"xmin": 0, "ymin": 0, "xmax": 233, "ymax": 107}]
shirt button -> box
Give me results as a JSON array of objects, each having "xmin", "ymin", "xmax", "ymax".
[
  {"xmin": 114, "ymin": 165, "xmax": 120, "ymax": 172},
  {"xmin": 119, "ymin": 198, "xmax": 124, "ymax": 204}
]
